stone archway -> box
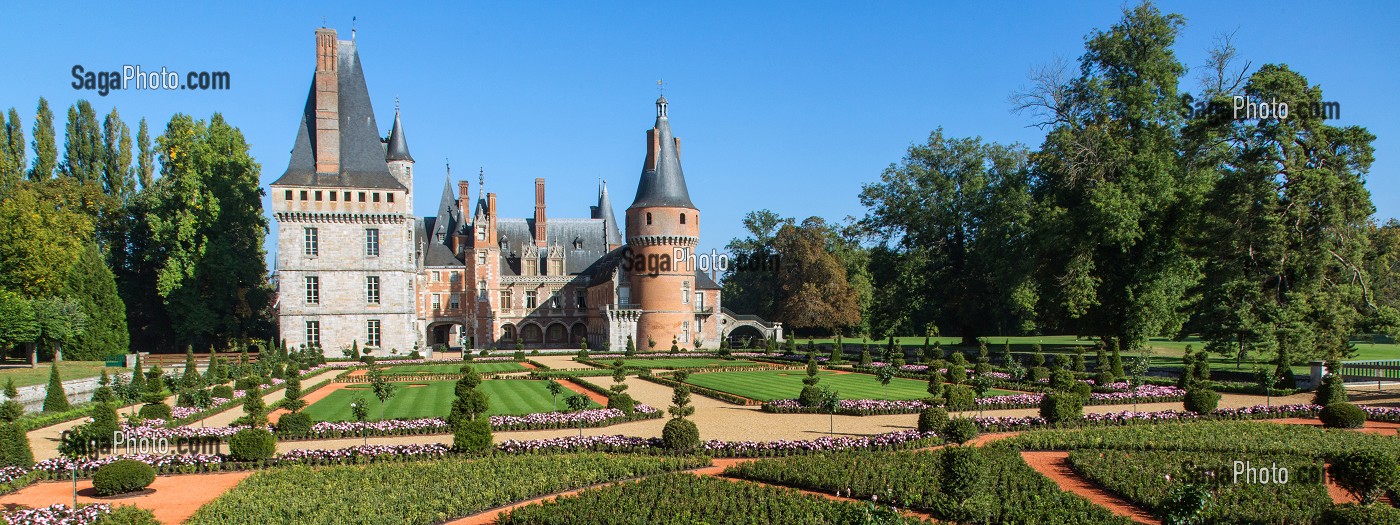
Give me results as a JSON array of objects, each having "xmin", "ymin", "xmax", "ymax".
[
  {"xmin": 728, "ymin": 325, "xmax": 765, "ymax": 349},
  {"xmin": 570, "ymin": 323, "xmax": 587, "ymax": 345},
  {"xmin": 544, "ymin": 323, "xmax": 568, "ymax": 346},
  {"xmin": 520, "ymin": 324, "xmax": 543, "ymax": 345}
]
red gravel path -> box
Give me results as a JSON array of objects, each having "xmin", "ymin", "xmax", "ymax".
[{"xmin": 1020, "ymin": 451, "xmax": 1161, "ymax": 524}]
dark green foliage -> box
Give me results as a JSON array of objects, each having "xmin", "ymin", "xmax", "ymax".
[
  {"xmin": 1039, "ymin": 392, "xmax": 1083, "ymax": 424},
  {"xmin": 228, "ymin": 428, "xmax": 276, "ymax": 462},
  {"xmin": 662, "ymin": 417, "xmax": 700, "ymax": 452},
  {"xmin": 1319, "ymin": 403, "xmax": 1367, "ymax": 429},
  {"xmin": 42, "ymin": 361, "xmax": 70, "ymax": 412},
  {"xmin": 1323, "ymin": 503, "xmax": 1400, "ymax": 525},
  {"xmin": 941, "ymin": 445, "xmax": 985, "ymax": 502},
  {"xmin": 1109, "ymin": 343, "xmax": 1124, "ymax": 378},
  {"xmin": 1030, "ymin": 347, "xmax": 1046, "ymax": 368},
  {"xmin": 242, "ymin": 385, "xmax": 267, "ymax": 427},
  {"xmin": 1182, "ymin": 388, "xmax": 1221, "ymax": 414},
  {"xmin": 1071, "ymin": 381, "xmax": 1093, "ymax": 400},
  {"xmin": 454, "ymin": 418, "xmax": 493, "ymax": 453},
  {"xmin": 918, "ymin": 406, "xmax": 950, "ymax": 434},
  {"xmin": 1071, "ymin": 349, "xmax": 1087, "ymax": 373},
  {"xmin": 275, "ymin": 411, "xmax": 312, "ymax": 438},
  {"xmin": 281, "ymin": 366, "xmax": 303, "ymax": 412},
  {"xmin": 1029, "ymin": 366, "xmax": 1050, "ymax": 382},
  {"xmin": 1313, "ymin": 373, "xmax": 1348, "ymax": 406},
  {"xmin": 0, "ymin": 422, "xmax": 33, "ymax": 468},
  {"xmin": 92, "ymin": 370, "xmax": 115, "ymax": 403},
  {"xmin": 90, "ymin": 402, "xmax": 119, "ymax": 445},
  {"xmin": 211, "ymin": 385, "xmax": 234, "ymax": 399},
  {"xmin": 798, "ymin": 385, "xmax": 824, "ymax": 408},
  {"xmin": 0, "ymin": 379, "xmax": 22, "ymax": 422},
  {"xmin": 61, "ymin": 243, "xmax": 128, "ymax": 360},
  {"xmin": 92, "ymin": 459, "xmax": 155, "ymax": 496},
  {"xmin": 944, "ymin": 384, "xmax": 975, "ymax": 412},
  {"xmin": 607, "ymin": 392, "xmax": 636, "ymax": 415},
  {"xmin": 1328, "ymin": 449, "xmax": 1400, "ymax": 505},
  {"xmin": 943, "ymin": 418, "xmax": 979, "ymax": 446},
  {"xmin": 859, "ymin": 349, "xmax": 871, "ymax": 366},
  {"xmin": 94, "ymin": 505, "xmax": 160, "ymax": 525},
  {"xmin": 137, "ymin": 403, "xmax": 171, "ymax": 420},
  {"xmin": 1049, "ymin": 369, "xmax": 1075, "ymax": 391},
  {"xmin": 947, "ymin": 363, "xmax": 967, "ymax": 384}
]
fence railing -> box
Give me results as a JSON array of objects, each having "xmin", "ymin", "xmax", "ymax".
[{"xmin": 1311, "ymin": 359, "xmax": 1400, "ymax": 388}]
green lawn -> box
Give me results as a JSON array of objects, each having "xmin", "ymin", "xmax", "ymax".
[
  {"xmin": 615, "ymin": 358, "xmax": 760, "ymax": 369},
  {"xmin": 384, "ymin": 362, "xmax": 528, "ymax": 374},
  {"xmin": 684, "ymin": 369, "xmax": 1016, "ymax": 402},
  {"xmin": 302, "ymin": 379, "xmax": 597, "ymax": 421},
  {"xmin": 0, "ymin": 360, "xmax": 128, "ymax": 388}
]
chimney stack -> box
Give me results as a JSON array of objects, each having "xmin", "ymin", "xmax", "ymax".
[
  {"xmin": 314, "ymin": 28, "xmax": 340, "ymax": 174},
  {"xmin": 458, "ymin": 181, "xmax": 471, "ymax": 219},
  {"xmin": 533, "ymin": 178, "xmax": 547, "ymax": 247}
]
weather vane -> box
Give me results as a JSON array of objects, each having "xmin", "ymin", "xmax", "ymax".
[
  {"xmin": 351, "ymin": 16, "xmax": 357, "ymax": 39},
  {"xmin": 657, "ymin": 79, "xmax": 664, "ymax": 96}
]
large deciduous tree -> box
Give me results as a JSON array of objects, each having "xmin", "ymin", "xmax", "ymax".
[
  {"xmin": 772, "ymin": 217, "xmax": 862, "ymax": 334},
  {"xmin": 859, "ymin": 130, "xmax": 1035, "ymax": 345}
]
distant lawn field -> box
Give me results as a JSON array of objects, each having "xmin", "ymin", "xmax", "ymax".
[
  {"xmin": 684, "ymin": 369, "xmax": 1017, "ymax": 402},
  {"xmin": 0, "ymin": 360, "xmax": 128, "ymax": 388},
  {"xmin": 384, "ymin": 362, "xmax": 528, "ymax": 374},
  {"xmin": 302, "ymin": 379, "xmax": 596, "ymax": 421},
  {"xmin": 614, "ymin": 358, "xmax": 760, "ymax": 369}
]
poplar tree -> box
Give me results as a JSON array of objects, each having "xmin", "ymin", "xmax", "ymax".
[
  {"xmin": 0, "ymin": 109, "xmax": 23, "ymax": 193},
  {"xmin": 61, "ymin": 100, "xmax": 104, "ymax": 183},
  {"xmin": 135, "ymin": 118, "xmax": 153, "ymax": 190},
  {"xmin": 28, "ymin": 98, "xmax": 56, "ymax": 181},
  {"xmin": 101, "ymin": 109, "xmax": 134, "ymax": 203}
]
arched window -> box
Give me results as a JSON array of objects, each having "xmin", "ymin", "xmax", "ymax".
[
  {"xmin": 646, "ymin": 212, "xmax": 652, "ymax": 225},
  {"xmin": 680, "ymin": 213, "xmax": 686, "ymax": 224},
  {"xmin": 501, "ymin": 324, "xmax": 517, "ymax": 342}
]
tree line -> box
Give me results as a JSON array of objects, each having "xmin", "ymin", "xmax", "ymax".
[
  {"xmin": 0, "ymin": 96, "xmax": 271, "ymax": 361},
  {"xmin": 721, "ymin": 2, "xmax": 1398, "ymax": 365}
]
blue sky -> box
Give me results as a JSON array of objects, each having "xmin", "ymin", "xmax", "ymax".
[{"xmin": 3, "ymin": 1, "xmax": 1397, "ymax": 265}]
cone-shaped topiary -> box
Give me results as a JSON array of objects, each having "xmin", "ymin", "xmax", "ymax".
[{"xmin": 42, "ymin": 361, "xmax": 69, "ymax": 412}]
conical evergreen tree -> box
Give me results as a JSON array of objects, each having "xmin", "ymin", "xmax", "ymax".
[{"xmin": 42, "ymin": 361, "xmax": 69, "ymax": 412}]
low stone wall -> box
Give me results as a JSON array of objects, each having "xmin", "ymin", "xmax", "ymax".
[{"xmin": 14, "ymin": 372, "xmax": 133, "ymax": 414}]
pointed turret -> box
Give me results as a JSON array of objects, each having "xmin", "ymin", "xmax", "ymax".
[
  {"xmin": 386, "ymin": 104, "xmax": 413, "ymax": 162},
  {"xmin": 433, "ymin": 173, "xmax": 458, "ymax": 243},
  {"xmin": 599, "ymin": 180, "xmax": 622, "ymax": 248},
  {"xmin": 630, "ymin": 96, "xmax": 696, "ymax": 210}
]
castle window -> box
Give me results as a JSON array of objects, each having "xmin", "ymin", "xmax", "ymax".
[
  {"xmin": 576, "ymin": 291, "xmax": 587, "ymax": 309},
  {"xmin": 500, "ymin": 290, "xmax": 512, "ymax": 309},
  {"xmin": 372, "ymin": 193, "xmax": 381, "ymax": 203},
  {"xmin": 300, "ymin": 190, "xmax": 308, "ymax": 201},
  {"xmin": 284, "ymin": 190, "xmax": 293, "ymax": 200},
  {"xmin": 303, "ymin": 228, "xmax": 319, "ymax": 256},
  {"xmin": 680, "ymin": 213, "xmax": 686, "ymax": 224},
  {"xmin": 344, "ymin": 191, "xmax": 351, "ymax": 201},
  {"xmin": 366, "ymin": 320, "xmax": 381, "ymax": 348},
  {"xmin": 314, "ymin": 191, "xmax": 322, "ymax": 201},
  {"xmin": 478, "ymin": 281, "xmax": 487, "ymax": 299},
  {"xmin": 449, "ymin": 294, "xmax": 460, "ymax": 310},
  {"xmin": 681, "ymin": 280, "xmax": 690, "ymax": 304},
  {"xmin": 477, "ymin": 225, "xmax": 486, "ymax": 241},
  {"xmin": 525, "ymin": 291, "xmax": 537, "ymax": 309},
  {"xmin": 304, "ymin": 276, "xmax": 320, "ymax": 305},
  {"xmin": 387, "ymin": 193, "xmax": 395, "ymax": 203},
  {"xmin": 366, "ymin": 276, "xmax": 380, "ymax": 304},
  {"xmin": 696, "ymin": 316, "xmax": 704, "ymax": 334},
  {"xmin": 646, "ymin": 212, "xmax": 652, "ymax": 225},
  {"xmin": 432, "ymin": 294, "xmax": 441, "ymax": 310},
  {"xmin": 365, "ymin": 228, "xmax": 380, "ymax": 257},
  {"xmin": 681, "ymin": 321, "xmax": 691, "ymax": 343},
  {"xmin": 477, "ymin": 252, "xmax": 486, "ymax": 265},
  {"xmin": 330, "ymin": 191, "xmax": 337, "ymax": 202},
  {"xmin": 549, "ymin": 292, "xmax": 560, "ymax": 310},
  {"xmin": 449, "ymin": 272, "xmax": 460, "ymax": 283},
  {"xmin": 305, "ymin": 321, "xmax": 320, "ymax": 348},
  {"xmin": 359, "ymin": 192, "xmax": 366, "ymax": 202}
]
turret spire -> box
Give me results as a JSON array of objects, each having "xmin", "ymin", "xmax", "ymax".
[
  {"xmin": 386, "ymin": 101, "xmax": 413, "ymax": 162},
  {"xmin": 630, "ymin": 96, "xmax": 694, "ymax": 209}
]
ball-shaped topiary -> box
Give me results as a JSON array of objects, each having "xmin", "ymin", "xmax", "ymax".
[
  {"xmin": 137, "ymin": 403, "xmax": 172, "ymax": 421},
  {"xmin": 798, "ymin": 385, "xmax": 824, "ymax": 408},
  {"xmin": 1029, "ymin": 367, "xmax": 1050, "ymax": 382},
  {"xmin": 917, "ymin": 406, "xmax": 950, "ymax": 434},
  {"xmin": 940, "ymin": 444, "xmax": 985, "ymax": 503},
  {"xmin": 607, "ymin": 393, "xmax": 636, "ymax": 416},
  {"xmin": 275, "ymin": 412, "xmax": 313, "ymax": 438},
  {"xmin": 1071, "ymin": 381, "xmax": 1093, "ymax": 400},
  {"xmin": 453, "ymin": 418, "xmax": 493, "ymax": 453},
  {"xmin": 92, "ymin": 459, "xmax": 156, "ymax": 496},
  {"xmin": 943, "ymin": 417, "xmax": 979, "ymax": 445},
  {"xmin": 211, "ymin": 385, "xmax": 235, "ymax": 400},
  {"xmin": 1313, "ymin": 374, "xmax": 1349, "ymax": 407},
  {"xmin": 1320, "ymin": 403, "xmax": 1368, "ymax": 429},
  {"xmin": 1039, "ymin": 392, "xmax": 1084, "ymax": 424},
  {"xmin": 944, "ymin": 385, "xmax": 976, "ymax": 412},
  {"xmin": 228, "ymin": 428, "xmax": 277, "ymax": 462},
  {"xmin": 1049, "ymin": 369, "xmax": 1076, "ymax": 391},
  {"xmin": 662, "ymin": 418, "xmax": 700, "ymax": 452},
  {"xmin": 1182, "ymin": 389, "xmax": 1221, "ymax": 414}
]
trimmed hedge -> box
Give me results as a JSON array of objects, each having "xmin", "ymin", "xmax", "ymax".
[
  {"xmin": 662, "ymin": 418, "xmax": 700, "ymax": 452},
  {"xmin": 1183, "ymin": 389, "xmax": 1221, "ymax": 414},
  {"xmin": 1320, "ymin": 403, "xmax": 1367, "ymax": 429},
  {"xmin": 92, "ymin": 459, "xmax": 156, "ymax": 496},
  {"xmin": 137, "ymin": 403, "xmax": 171, "ymax": 421},
  {"xmin": 918, "ymin": 407, "xmax": 950, "ymax": 434},
  {"xmin": 228, "ymin": 428, "xmax": 276, "ymax": 462},
  {"xmin": 1039, "ymin": 392, "xmax": 1084, "ymax": 424},
  {"xmin": 275, "ymin": 412, "xmax": 313, "ymax": 438}
]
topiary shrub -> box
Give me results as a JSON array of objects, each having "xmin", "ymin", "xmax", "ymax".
[
  {"xmin": 1313, "ymin": 373, "xmax": 1349, "ymax": 407},
  {"xmin": 1071, "ymin": 381, "xmax": 1093, "ymax": 400},
  {"xmin": 1322, "ymin": 503, "xmax": 1400, "ymax": 525},
  {"xmin": 917, "ymin": 406, "xmax": 950, "ymax": 434},
  {"xmin": 453, "ymin": 418, "xmax": 493, "ymax": 453},
  {"xmin": 275, "ymin": 412, "xmax": 313, "ymax": 438},
  {"xmin": 1182, "ymin": 388, "xmax": 1221, "ymax": 414},
  {"xmin": 228, "ymin": 428, "xmax": 276, "ymax": 462},
  {"xmin": 1039, "ymin": 392, "xmax": 1083, "ymax": 424},
  {"xmin": 798, "ymin": 385, "xmax": 823, "ymax": 408},
  {"xmin": 662, "ymin": 418, "xmax": 700, "ymax": 452},
  {"xmin": 137, "ymin": 403, "xmax": 171, "ymax": 421},
  {"xmin": 90, "ymin": 403, "xmax": 120, "ymax": 446},
  {"xmin": 0, "ymin": 422, "xmax": 34, "ymax": 468},
  {"xmin": 211, "ymin": 385, "xmax": 234, "ymax": 400},
  {"xmin": 1029, "ymin": 366, "xmax": 1050, "ymax": 382},
  {"xmin": 94, "ymin": 505, "xmax": 160, "ymax": 525},
  {"xmin": 91, "ymin": 459, "xmax": 155, "ymax": 496},
  {"xmin": 943, "ymin": 417, "xmax": 979, "ymax": 445},
  {"xmin": 1328, "ymin": 449, "xmax": 1400, "ymax": 505},
  {"xmin": 1320, "ymin": 403, "xmax": 1368, "ymax": 429},
  {"xmin": 1049, "ymin": 369, "xmax": 1076, "ymax": 391},
  {"xmin": 234, "ymin": 377, "xmax": 259, "ymax": 391},
  {"xmin": 944, "ymin": 385, "xmax": 975, "ymax": 412},
  {"xmin": 607, "ymin": 393, "xmax": 636, "ymax": 415},
  {"xmin": 940, "ymin": 445, "xmax": 985, "ymax": 504}
]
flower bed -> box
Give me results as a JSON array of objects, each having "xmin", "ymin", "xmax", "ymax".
[
  {"xmin": 496, "ymin": 429, "xmax": 939, "ymax": 457},
  {"xmin": 295, "ymin": 405, "xmax": 662, "ymax": 438},
  {"xmin": 2, "ymin": 503, "xmax": 112, "ymax": 525},
  {"xmin": 759, "ymin": 384, "xmax": 1187, "ymax": 415}
]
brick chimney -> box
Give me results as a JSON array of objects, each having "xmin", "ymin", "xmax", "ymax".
[
  {"xmin": 643, "ymin": 129, "xmax": 658, "ymax": 171},
  {"xmin": 458, "ymin": 181, "xmax": 471, "ymax": 218},
  {"xmin": 533, "ymin": 178, "xmax": 547, "ymax": 247},
  {"xmin": 486, "ymin": 192, "xmax": 498, "ymax": 244},
  {"xmin": 313, "ymin": 28, "xmax": 340, "ymax": 174}
]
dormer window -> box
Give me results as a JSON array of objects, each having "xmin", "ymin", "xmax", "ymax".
[
  {"xmin": 438, "ymin": 233, "xmax": 445, "ymax": 243},
  {"xmin": 573, "ymin": 237, "xmax": 583, "ymax": 249}
]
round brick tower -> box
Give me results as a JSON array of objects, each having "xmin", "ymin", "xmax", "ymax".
[{"xmin": 625, "ymin": 96, "xmax": 701, "ymax": 349}]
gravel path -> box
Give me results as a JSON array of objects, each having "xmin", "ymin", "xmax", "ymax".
[{"xmin": 0, "ymin": 471, "xmax": 251, "ymax": 524}]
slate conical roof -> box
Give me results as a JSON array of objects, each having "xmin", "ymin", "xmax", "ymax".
[
  {"xmin": 433, "ymin": 175, "xmax": 458, "ymax": 238},
  {"xmin": 630, "ymin": 96, "xmax": 696, "ymax": 209},
  {"xmin": 598, "ymin": 180, "xmax": 622, "ymax": 245},
  {"xmin": 386, "ymin": 107, "xmax": 413, "ymax": 161}
]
